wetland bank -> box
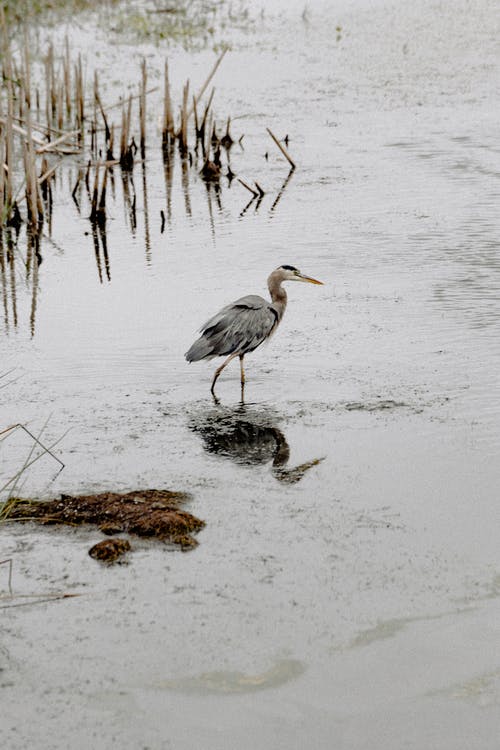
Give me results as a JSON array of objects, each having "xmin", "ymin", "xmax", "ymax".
[{"xmin": 2, "ymin": 1, "xmax": 500, "ymax": 748}]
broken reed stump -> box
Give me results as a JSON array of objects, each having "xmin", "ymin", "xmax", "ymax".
[
  {"xmin": 220, "ymin": 117, "xmax": 233, "ymax": 149},
  {"xmin": 3, "ymin": 489, "xmax": 205, "ymax": 555}
]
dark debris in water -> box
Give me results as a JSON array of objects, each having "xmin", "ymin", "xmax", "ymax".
[
  {"xmin": 344, "ymin": 400, "xmax": 418, "ymax": 412},
  {"xmin": 3, "ymin": 489, "xmax": 205, "ymax": 559},
  {"xmin": 88, "ymin": 537, "xmax": 131, "ymax": 563}
]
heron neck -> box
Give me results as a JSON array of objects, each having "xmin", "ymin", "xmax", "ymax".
[{"xmin": 267, "ymin": 272, "xmax": 287, "ymax": 319}]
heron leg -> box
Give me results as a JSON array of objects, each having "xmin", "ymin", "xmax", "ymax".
[
  {"xmin": 211, "ymin": 352, "xmax": 239, "ymax": 394},
  {"xmin": 239, "ymin": 354, "xmax": 245, "ymax": 386}
]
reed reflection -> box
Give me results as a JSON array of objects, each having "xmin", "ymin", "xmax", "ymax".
[
  {"xmin": 189, "ymin": 403, "xmax": 323, "ymax": 484},
  {"xmin": 90, "ymin": 218, "xmax": 110, "ymax": 283},
  {"xmin": 162, "ymin": 139, "xmax": 175, "ymax": 226},
  {"xmin": 0, "ymin": 225, "xmax": 43, "ymax": 336},
  {"xmin": 27, "ymin": 228, "xmax": 41, "ymax": 337},
  {"xmin": 0, "ymin": 228, "xmax": 18, "ymax": 331},
  {"xmin": 269, "ymin": 167, "xmax": 294, "ymax": 214},
  {"xmin": 141, "ymin": 156, "xmax": 151, "ymax": 263},
  {"xmin": 0, "ymin": 229, "xmax": 11, "ymax": 331}
]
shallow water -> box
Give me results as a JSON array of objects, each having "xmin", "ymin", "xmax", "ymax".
[{"xmin": 2, "ymin": 0, "xmax": 500, "ymax": 748}]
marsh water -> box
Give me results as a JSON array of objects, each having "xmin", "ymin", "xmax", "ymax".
[{"xmin": 2, "ymin": 1, "xmax": 500, "ymax": 748}]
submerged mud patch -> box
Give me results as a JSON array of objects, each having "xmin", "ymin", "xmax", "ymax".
[
  {"xmin": 2, "ymin": 489, "xmax": 205, "ymax": 557},
  {"xmin": 343, "ymin": 399, "xmax": 419, "ymax": 413},
  {"xmin": 157, "ymin": 658, "xmax": 306, "ymax": 694}
]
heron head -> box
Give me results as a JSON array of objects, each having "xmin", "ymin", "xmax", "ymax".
[{"xmin": 277, "ymin": 264, "xmax": 323, "ymax": 285}]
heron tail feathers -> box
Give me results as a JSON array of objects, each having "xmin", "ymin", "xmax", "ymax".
[{"xmin": 185, "ymin": 336, "xmax": 214, "ymax": 362}]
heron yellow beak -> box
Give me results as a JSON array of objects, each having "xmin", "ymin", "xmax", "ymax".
[{"xmin": 299, "ymin": 274, "xmax": 323, "ymax": 285}]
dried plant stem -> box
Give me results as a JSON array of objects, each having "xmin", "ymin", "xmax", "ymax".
[
  {"xmin": 237, "ymin": 178, "xmax": 259, "ymax": 197},
  {"xmin": 139, "ymin": 58, "xmax": 147, "ymax": 156},
  {"xmin": 36, "ymin": 130, "xmax": 79, "ymax": 154},
  {"xmin": 179, "ymin": 79, "xmax": 189, "ymax": 153},
  {"xmin": 188, "ymin": 48, "xmax": 227, "ymax": 119},
  {"xmin": 64, "ymin": 36, "xmax": 71, "ymax": 120},
  {"xmin": 162, "ymin": 60, "xmax": 174, "ymax": 144},
  {"xmin": 266, "ymin": 128, "xmax": 296, "ymax": 169}
]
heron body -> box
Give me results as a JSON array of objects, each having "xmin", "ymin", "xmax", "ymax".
[{"xmin": 185, "ymin": 265, "xmax": 323, "ymax": 394}]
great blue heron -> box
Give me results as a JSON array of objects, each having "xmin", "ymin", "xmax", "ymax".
[{"xmin": 185, "ymin": 264, "xmax": 323, "ymax": 393}]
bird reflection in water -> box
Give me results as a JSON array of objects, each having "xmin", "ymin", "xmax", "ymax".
[{"xmin": 189, "ymin": 404, "xmax": 323, "ymax": 484}]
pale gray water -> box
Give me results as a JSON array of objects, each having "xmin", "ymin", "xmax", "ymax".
[{"xmin": 2, "ymin": 1, "xmax": 500, "ymax": 748}]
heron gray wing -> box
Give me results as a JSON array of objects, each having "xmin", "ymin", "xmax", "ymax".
[
  {"xmin": 199, "ymin": 295, "xmax": 267, "ymax": 332},
  {"xmin": 186, "ymin": 295, "xmax": 278, "ymax": 361}
]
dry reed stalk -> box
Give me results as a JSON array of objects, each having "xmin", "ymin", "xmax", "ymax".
[
  {"xmin": 101, "ymin": 86, "xmax": 158, "ymax": 116},
  {"xmin": 192, "ymin": 96, "xmax": 199, "ymax": 138},
  {"xmin": 12, "ymin": 114, "xmax": 67, "ymax": 138},
  {"xmin": 38, "ymin": 160, "xmax": 60, "ymax": 187},
  {"xmin": 57, "ymin": 82, "xmax": 64, "ymax": 131},
  {"xmin": 119, "ymin": 103, "xmax": 127, "ymax": 159},
  {"xmin": 93, "ymin": 69, "xmax": 99, "ymax": 134},
  {"xmin": 0, "ymin": 135, "xmax": 4, "ymax": 221},
  {"xmin": 126, "ymin": 95, "xmax": 132, "ymax": 151},
  {"xmin": 199, "ymin": 87, "xmax": 215, "ymax": 141},
  {"xmin": 33, "ymin": 153, "xmax": 44, "ymax": 222},
  {"xmin": 91, "ymin": 71, "xmax": 99, "ymax": 159},
  {"xmin": 187, "ymin": 48, "xmax": 227, "ymax": 119},
  {"xmin": 36, "ymin": 129, "xmax": 80, "ymax": 154},
  {"xmin": 179, "ymin": 79, "xmax": 189, "ymax": 154},
  {"xmin": 237, "ymin": 177, "xmax": 258, "ymax": 197},
  {"xmin": 27, "ymin": 35, "xmax": 42, "ymax": 218},
  {"xmin": 2, "ymin": 23, "xmax": 14, "ymax": 221},
  {"xmin": 74, "ymin": 54, "xmax": 84, "ymax": 145},
  {"xmin": 90, "ymin": 119, "xmax": 97, "ymax": 159},
  {"xmin": 64, "ymin": 37, "xmax": 71, "ymax": 120},
  {"xmin": 119, "ymin": 95, "xmax": 134, "ymax": 169},
  {"xmin": 162, "ymin": 60, "xmax": 174, "ymax": 146},
  {"xmin": 94, "ymin": 87, "xmax": 111, "ymax": 150},
  {"xmin": 139, "ymin": 58, "xmax": 147, "ymax": 156},
  {"xmin": 266, "ymin": 128, "xmax": 296, "ymax": 169},
  {"xmin": 204, "ymin": 111, "xmax": 213, "ymax": 157},
  {"xmin": 22, "ymin": 35, "xmax": 41, "ymax": 227},
  {"xmin": 49, "ymin": 45, "xmax": 57, "ymax": 122},
  {"xmin": 12, "ymin": 59, "xmax": 23, "ymax": 122},
  {"xmin": 45, "ymin": 42, "xmax": 55, "ymax": 132},
  {"xmin": 0, "ymin": 118, "xmax": 46, "ymax": 147},
  {"xmin": 23, "ymin": 143, "xmax": 36, "ymax": 223}
]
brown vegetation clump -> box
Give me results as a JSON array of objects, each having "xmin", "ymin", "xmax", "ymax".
[
  {"xmin": 88, "ymin": 537, "xmax": 131, "ymax": 563},
  {"xmin": 4, "ymin": 489, "xmax": 205, "ymax": 552}
]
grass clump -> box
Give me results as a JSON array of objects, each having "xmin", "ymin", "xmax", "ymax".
[{"xmin": 3, "ymin": 489, "xmax": 205, "ymax": 549}]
